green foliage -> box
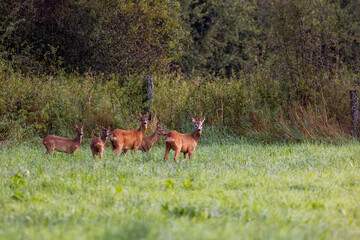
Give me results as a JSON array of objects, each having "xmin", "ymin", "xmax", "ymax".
[
  {"xmin": 163, "ymin": 178, "xmax": 175, "ymax": 189},
  {"xmin": 0, "ymin": 60, "xmax": 145, "ymax": 140},
  {"xmin": 0, "ymin": 59, "xmax": 353, "ymax": 142},
  {"xmin": 179, "ymin": 0, "xmax": 360, "ymax": 78},
  {"xmin": 178, "ymin": 0, "xmax": 257, "ymax": 77},
  {"xmin": 152, "ymin": 74, "xmax": 250, "ymax": 133},
  {"xmin": 0, "ymin": 0, "xmax": 184, "ymax": 78}
]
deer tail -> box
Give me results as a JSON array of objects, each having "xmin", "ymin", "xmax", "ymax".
[
  {"xmin": 108, "ymin": 133, "xmax": 117, "ymax": 150},
  {"xmin": 109, "ymin": 134, "xmax": 115, "ymax": 141}
]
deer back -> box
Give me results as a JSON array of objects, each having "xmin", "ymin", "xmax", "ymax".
[
  {"xmin": 110, "ymin": 129, "xmax": 142, "ymax": 148},
  {"xmin": 42, "ymin": 135, "xmax": 79, "ymax": 153},
  {"xmin": 43, "ymin": 123, "xmax": 84, "ymax": 154},
  {"xmin": 139, "ymin": 122, "xmax": 165, "ymax": 152},
  {"xmin": 165, "ymin": 113, "xmax": 205, "ymax": 153},
  {"xmin": 109, "ymin": 113, "xmax": 150, "ymax": 148}
]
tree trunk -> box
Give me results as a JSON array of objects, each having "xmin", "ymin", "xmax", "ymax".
[
  {"xmin": 142, "ymin": 76, "xmax": 153, "ymax": 113},
  {"xmin": 350, "ymin": 90, "xmax": 359, "ymax": 137}
]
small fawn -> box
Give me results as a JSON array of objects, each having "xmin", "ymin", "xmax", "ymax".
[
  {"xmin": 109, "ymin": 113, "xmax": 150, "ymax": 155},
  {"xmin": 163, "ymin": 113, "xmax": 205, "ymax": 163},
  {"xmin": 139, "ymin": 121, "xmax": 165, "ymax": 152},
  {"xmin": 42, "ymin": 123, "xmax": 84, "ymax": 154},
  {"xmin": 90, "ymin": 126, "xmax": 110, "ymax": 159}
]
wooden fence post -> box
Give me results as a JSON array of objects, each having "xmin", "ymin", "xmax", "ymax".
[
  {"xmin": 142, "ymin": 76, "xmax": 153, "ymax": 114},
  {"xmin": 350, "ymin": 90, "xmax": 359, "ymax": 137}
]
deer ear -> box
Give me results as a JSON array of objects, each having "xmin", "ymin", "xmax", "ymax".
[
  {"xmin": 107, "ymin": 126, "xmax": 111, "ymax": 131},
  {"xmin": 138, "ymin": 112, "xmax": 143, "ymax": 118},
  {"xmin": 80, "ymin": 123, "xmax": 84, "ymax": 128},
  {"xmin": 191, "ymin": 118, "xmax": 196, "ymax": 124},
  {"xmin": 73, "ymin": 124, "xmax": 78, "ymax": 130}
]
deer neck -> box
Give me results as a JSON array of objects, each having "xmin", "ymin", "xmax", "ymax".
[
  {"xmin": 138, "ymin": 124, "xmax": 147, "ymax": 135},
  {"xmin": 192, "ymin": 129, "xmax": 201, "ymax": 143},
  {"xmin": 149, "ymin": 130, "xmax": 160, "ymax": 144},
  {"xmin": 74, "ymin": 134, "xmax": 82, "ymax": 145},
  {"xmin": 101, "ymin": 135, "xmax": 107, "ymax": 144}
]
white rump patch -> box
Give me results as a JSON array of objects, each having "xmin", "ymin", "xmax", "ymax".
[{"xmin": 165, "ymin": 137, "xmax": 174, "ymax": 142}]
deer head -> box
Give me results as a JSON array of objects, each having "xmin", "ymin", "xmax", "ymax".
[
  {"xmin": 100, "ymin": 126, "xmax": 111, "ymax": 138},
  {"xmin": 138, "ymin": 112, "xmax": 150, "ymax": 127},
  {"xmin": 73, "ymin": 123, "xmax": 84, "ymax": 136},
  {"xmin": 192, "ymin": 113, "xmax": 205, "ymax": 132},
  {"xmin": 155, "ymin": 121, "xmax": 164, "ymax": 133}
]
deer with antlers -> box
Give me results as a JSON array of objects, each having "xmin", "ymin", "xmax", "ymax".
[
  {"xmin": 109, "ymin": 113, "xmax": 150, "ymax": 155},
  {"xmin": 163, "ymin": 113, "xmax": 205, "ymax": 163},
  {"xmin": 42, "ymin": 123, "xmax": 84, "ymax": 154},
  {"xmin": 90, "ymin": 126, "xmax": 110, "ymax": 159},
  {"xmin": 139, "ymin": 121, "xmax": 165, "ymax": 152}
]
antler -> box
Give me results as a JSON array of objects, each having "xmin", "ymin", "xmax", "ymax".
[{"xmin": 194, "ymin": 112, "xmax": 198, "ymax": 120}]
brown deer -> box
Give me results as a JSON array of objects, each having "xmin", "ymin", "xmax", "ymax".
[
  {"xmin": 42, "ymin": 123, "xmax": 84, "ymax": 154},
  {"xmin": 163, "ymin": 113, "xmax": 205, "ymax": 163},
  {"xmin": 90, "ymin": 126, "xmax": 111, "ymax": 159},
  {"xmin": 109, "ymin": 113, "xmax": 150, "ymax": 155},
  {"xmin": 139, "ymin": 121, "xmax": 165, "ymax": 152}
]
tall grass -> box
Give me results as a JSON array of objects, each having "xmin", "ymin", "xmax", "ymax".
[{"xmin": 1, "ymin": 141, "xmax": 360, "ymax": 239}]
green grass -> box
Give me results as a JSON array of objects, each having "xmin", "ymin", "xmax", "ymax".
[{"xmin": 1, "ymin": 139, "xmax": 360, "ymax": 239}]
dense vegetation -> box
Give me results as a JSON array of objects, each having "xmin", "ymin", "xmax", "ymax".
[{"xmin": 1, "ymin": 0, "xmax": 360, "ymax": 141}]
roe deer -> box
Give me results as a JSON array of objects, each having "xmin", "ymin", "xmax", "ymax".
[
  {"xmin": 163, "ymin": 113, "xmax": 205, "ymax": 163},
  {"xmin": 109, "ymin": 113, "xmax": 150, "ymax": 155},
  {"xmin": 42, "ymin": 123, "xmax": 84, "ymax": 154},
  {"xmin": 90, "ymin": 126, "xmax": 110, "ymax": 159},
  {"xmin": 139, "ymin": 121, "xmax": 165, "ymax": 152}
]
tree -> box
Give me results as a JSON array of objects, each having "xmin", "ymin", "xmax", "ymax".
[
  {"xmin": 178, "ymin": 0, "xmax": 260, "ymax": 78},
  {"xmin": 0, "ymin": 0, "xmax": 184, "ymax": 78}
]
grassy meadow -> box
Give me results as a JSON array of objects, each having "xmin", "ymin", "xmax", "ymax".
[{"xmin": 1, "ymin": 138, "xmax": 360, "ymax": 240}]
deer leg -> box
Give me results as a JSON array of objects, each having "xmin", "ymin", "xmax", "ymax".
[
  {"xmin": 121, "ymin": 148, "xmax": 129, "ymax": 155},
  {"xmin": 99, "ymin": 146, "xmax": 104, "ymax": 159},
  {"xmin": 164, "ymin": 144, "xmax": 171, "ymax": 162},
  {"xmin": 114, "ymin": 144, "xmax": 123, "ymax": 156},
  {"xmin": 184, "ymin": 152, "xmax": 188, "ymax": 159},
  {"xmin": 114, "ymin": 148, "xmax": 121, "ymax": 156},
  {"xmin": 189, "ymin": 152, "xmax": 193, "ymax": 160},
  {"xmin": 45, "ymin": 147, "xmax": 51, "ymax": 154},
  {"xmin": 174, "ymin": 149, "xmax": 181, "ymax": 163},
  {"xmin": 132, "ymin": 142, "xmax": 141, "ymax": 154},
  {"xmin": 45, "ymin": 143, "xmax": 54, "ymax": 154},
  {"xmin": 111, "ymin": 140, "xmax": 121, "ymax": 156},
  {"xmin": 91, "ymin": 149, "xmax": 96, "ymax": 158}
]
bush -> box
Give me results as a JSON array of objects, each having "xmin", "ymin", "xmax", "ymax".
[{"xmin": 0, "ymin": 59, "xmax": 355, "ymax": 143}]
